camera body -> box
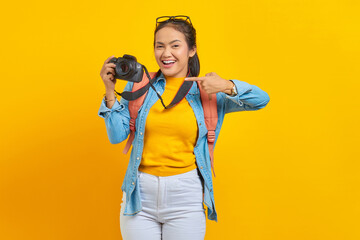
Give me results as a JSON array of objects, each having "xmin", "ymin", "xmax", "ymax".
[{"xmin": 109, "ymin": 54, "xmax": 144, "ymax": 83}]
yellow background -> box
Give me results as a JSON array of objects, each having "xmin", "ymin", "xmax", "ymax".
[{"xmin": 1, "ymin": 0, "xmax": 359, "ymax": 239}]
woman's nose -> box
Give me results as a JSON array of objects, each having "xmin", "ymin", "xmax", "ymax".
[{"xmin": 162, "ymin": 47, "xmax": 172, "ymax": 57}]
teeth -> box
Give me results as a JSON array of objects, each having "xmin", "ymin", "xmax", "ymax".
[{"xmin": 163, "ymin": 60, "xmax": 175, "ymax": 64}]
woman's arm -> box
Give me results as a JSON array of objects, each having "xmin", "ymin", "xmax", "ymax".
[
  {"xmin": 184, "ymin": 73, "xmax": 270, "ymax": 113},
  {"xmin": 220, "ymin": 79, "xmax": 270, "ymax": 113},
  {"xmin": 98, "ymin": 81, "xmax": 134, "ymax": 144},
  {"xmin": 104, "ymin": 90, "xmax": 117, "ymax": 109}
]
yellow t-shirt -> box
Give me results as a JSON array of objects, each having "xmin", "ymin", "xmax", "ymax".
[{"xmin": 138, "ymin": 75, "xmax": 198, "ymax": 176}]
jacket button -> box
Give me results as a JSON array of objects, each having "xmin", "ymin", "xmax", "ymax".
[
  {"xmin": 132, "ymin": 182, "xmax": 134, "ymax": 185},
  {"xmin": 200, "ymin": 166, "xmax": 203, "ymax": 169},
  {"xmin": 140, "ymin": 132, "xmax": 143, "ymax": 135},
  {"xmin": 190, "ymin": 100, "xmax": 193, "ymax": 103},
  {"xmin": 137, "ymin": 157, "xmax": 140, "ymax": 160},
  {"xmin": 199, "ymin": 123, "xmax": 201, "ymax": 126}
]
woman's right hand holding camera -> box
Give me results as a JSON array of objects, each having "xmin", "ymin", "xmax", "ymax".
[
  {"xmin": 100, "ymin": 55, "xmax": 117, "ymax": 108},
  {"xmin": 101, "ymin": 55, "xmax": 117, "ymax": 91}
]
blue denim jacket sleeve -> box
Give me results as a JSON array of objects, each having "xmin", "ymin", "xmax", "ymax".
[
  {"xmin": 221, "ymin": 79, "xmax": 270, "ymax": 113},
  {"xmin": 97, "ymin": 81, "xmax": 134, "ymax": 144}
]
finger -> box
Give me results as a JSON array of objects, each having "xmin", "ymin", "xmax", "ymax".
[
  {"xmin": 106, "ymin": 68, "xmax": 115, "ymax": 75},
  {"xmin": 105, "ymin": 68, "xmax": 115, "ymax": 75},
  {"xmin": 107, "ymin": 75, "xmax": 115, "ymax": 81},
  {"xmin": 104, "ymin": 55, "xmax": 115, "ymax": 64},
  {"xmin": 184, "ymin": 77, "xmax": 205, "ymax": 81},
  {"xmin": 105, "ymin": 63, "xmax": 116, "ymax": 68}
]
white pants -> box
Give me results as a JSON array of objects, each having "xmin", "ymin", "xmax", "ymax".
[{"xmin": 120, "ymin": 168, "xmax": 206, "ymax": 240}]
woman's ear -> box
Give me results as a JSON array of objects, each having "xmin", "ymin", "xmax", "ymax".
[{"xmin": 189, "ymin": 46, "xmax": 197, "ymax": 58}]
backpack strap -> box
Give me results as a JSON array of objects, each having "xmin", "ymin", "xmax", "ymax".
[
  {"xmin": 197, "ymin": 82, "xmax": 218, "ymax": 178},
  {"xmin": 122, "ymin": 72, "xmax": 157, "ymax": 154}
]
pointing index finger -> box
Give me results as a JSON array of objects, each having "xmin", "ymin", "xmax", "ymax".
[{"xmin": 184, "ymin": 77, "xmax": 205, "ymax": 81}]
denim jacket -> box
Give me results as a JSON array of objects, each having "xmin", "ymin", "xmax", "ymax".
[{"xmin": 98, "ymin": 71, "xmax": 270, "ymax": 222}]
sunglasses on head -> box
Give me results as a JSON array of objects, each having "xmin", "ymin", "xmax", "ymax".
[{"xmin": 156, "ymin": 15, "xmax": 192, "ymax": 27}]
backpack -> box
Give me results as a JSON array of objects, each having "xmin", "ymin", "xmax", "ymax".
[{"xmin": 122, "ymin": 72, "xmax": 218, "ymax": 177}]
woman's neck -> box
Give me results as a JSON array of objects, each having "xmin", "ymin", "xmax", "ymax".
[{"xmin": 165, "ymin": 75, "xmax": 186, "ymax": 81}]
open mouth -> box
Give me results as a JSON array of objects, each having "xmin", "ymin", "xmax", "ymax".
[{"xmin": 161, "ymin": 60, "xmax": 176, "ymax": 68}]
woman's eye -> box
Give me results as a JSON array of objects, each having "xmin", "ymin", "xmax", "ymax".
[
  {"xmin": 156, "ymin": 46, "xmax": 163, "ymax": 48},
  {"xmin": 173, "ymin": 45, "xmax": 179, "ymax": 47}
]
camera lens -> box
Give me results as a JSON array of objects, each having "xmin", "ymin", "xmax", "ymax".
[{"xmin": 120, "ymin": 63, "xmax": 129, "ymax": 73}]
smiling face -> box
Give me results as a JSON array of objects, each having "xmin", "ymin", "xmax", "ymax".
[{"xmin": 154, "ymin": 26, "xmax": 196, "ymax": 78}]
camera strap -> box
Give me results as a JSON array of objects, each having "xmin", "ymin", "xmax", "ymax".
[{"xmin": 114, "ymin": 66, "xmax": 193, "ymax": 109}]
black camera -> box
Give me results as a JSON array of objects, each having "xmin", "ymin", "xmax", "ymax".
[{"xmin": 108, "ymin": 54, "xmax": 144, "ymax": 83}]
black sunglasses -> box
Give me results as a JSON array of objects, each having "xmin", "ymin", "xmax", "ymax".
[{"xmin": 156, "ymin": 15, "xmax": 192, "ymax": 27}]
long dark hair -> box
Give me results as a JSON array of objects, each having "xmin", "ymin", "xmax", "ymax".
[{"xmin": 153, "ymin": 20, "xmax": 200, "ymax": 77}]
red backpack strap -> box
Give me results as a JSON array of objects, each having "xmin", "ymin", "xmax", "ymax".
[
  {"xmin": 122, "ymin": 72, "xmax": 157, "ymax": 154},
  {"xmin": 197, "ymin": 82, "xmax": 218, "ymax": 178}
]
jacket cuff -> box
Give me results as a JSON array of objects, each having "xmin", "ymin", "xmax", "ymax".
[
  {"xmin": 224, "ymin": 79, "xmax": 252, "ymax": 104},
  {"xmin": 97, "ymin": 96, "xmax": 124, "ymax": 118}
]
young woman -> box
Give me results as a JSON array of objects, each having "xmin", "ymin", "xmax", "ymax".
[{"xmin": 98, "ymin": 15, "xmax": 270, "ymax": 240}]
